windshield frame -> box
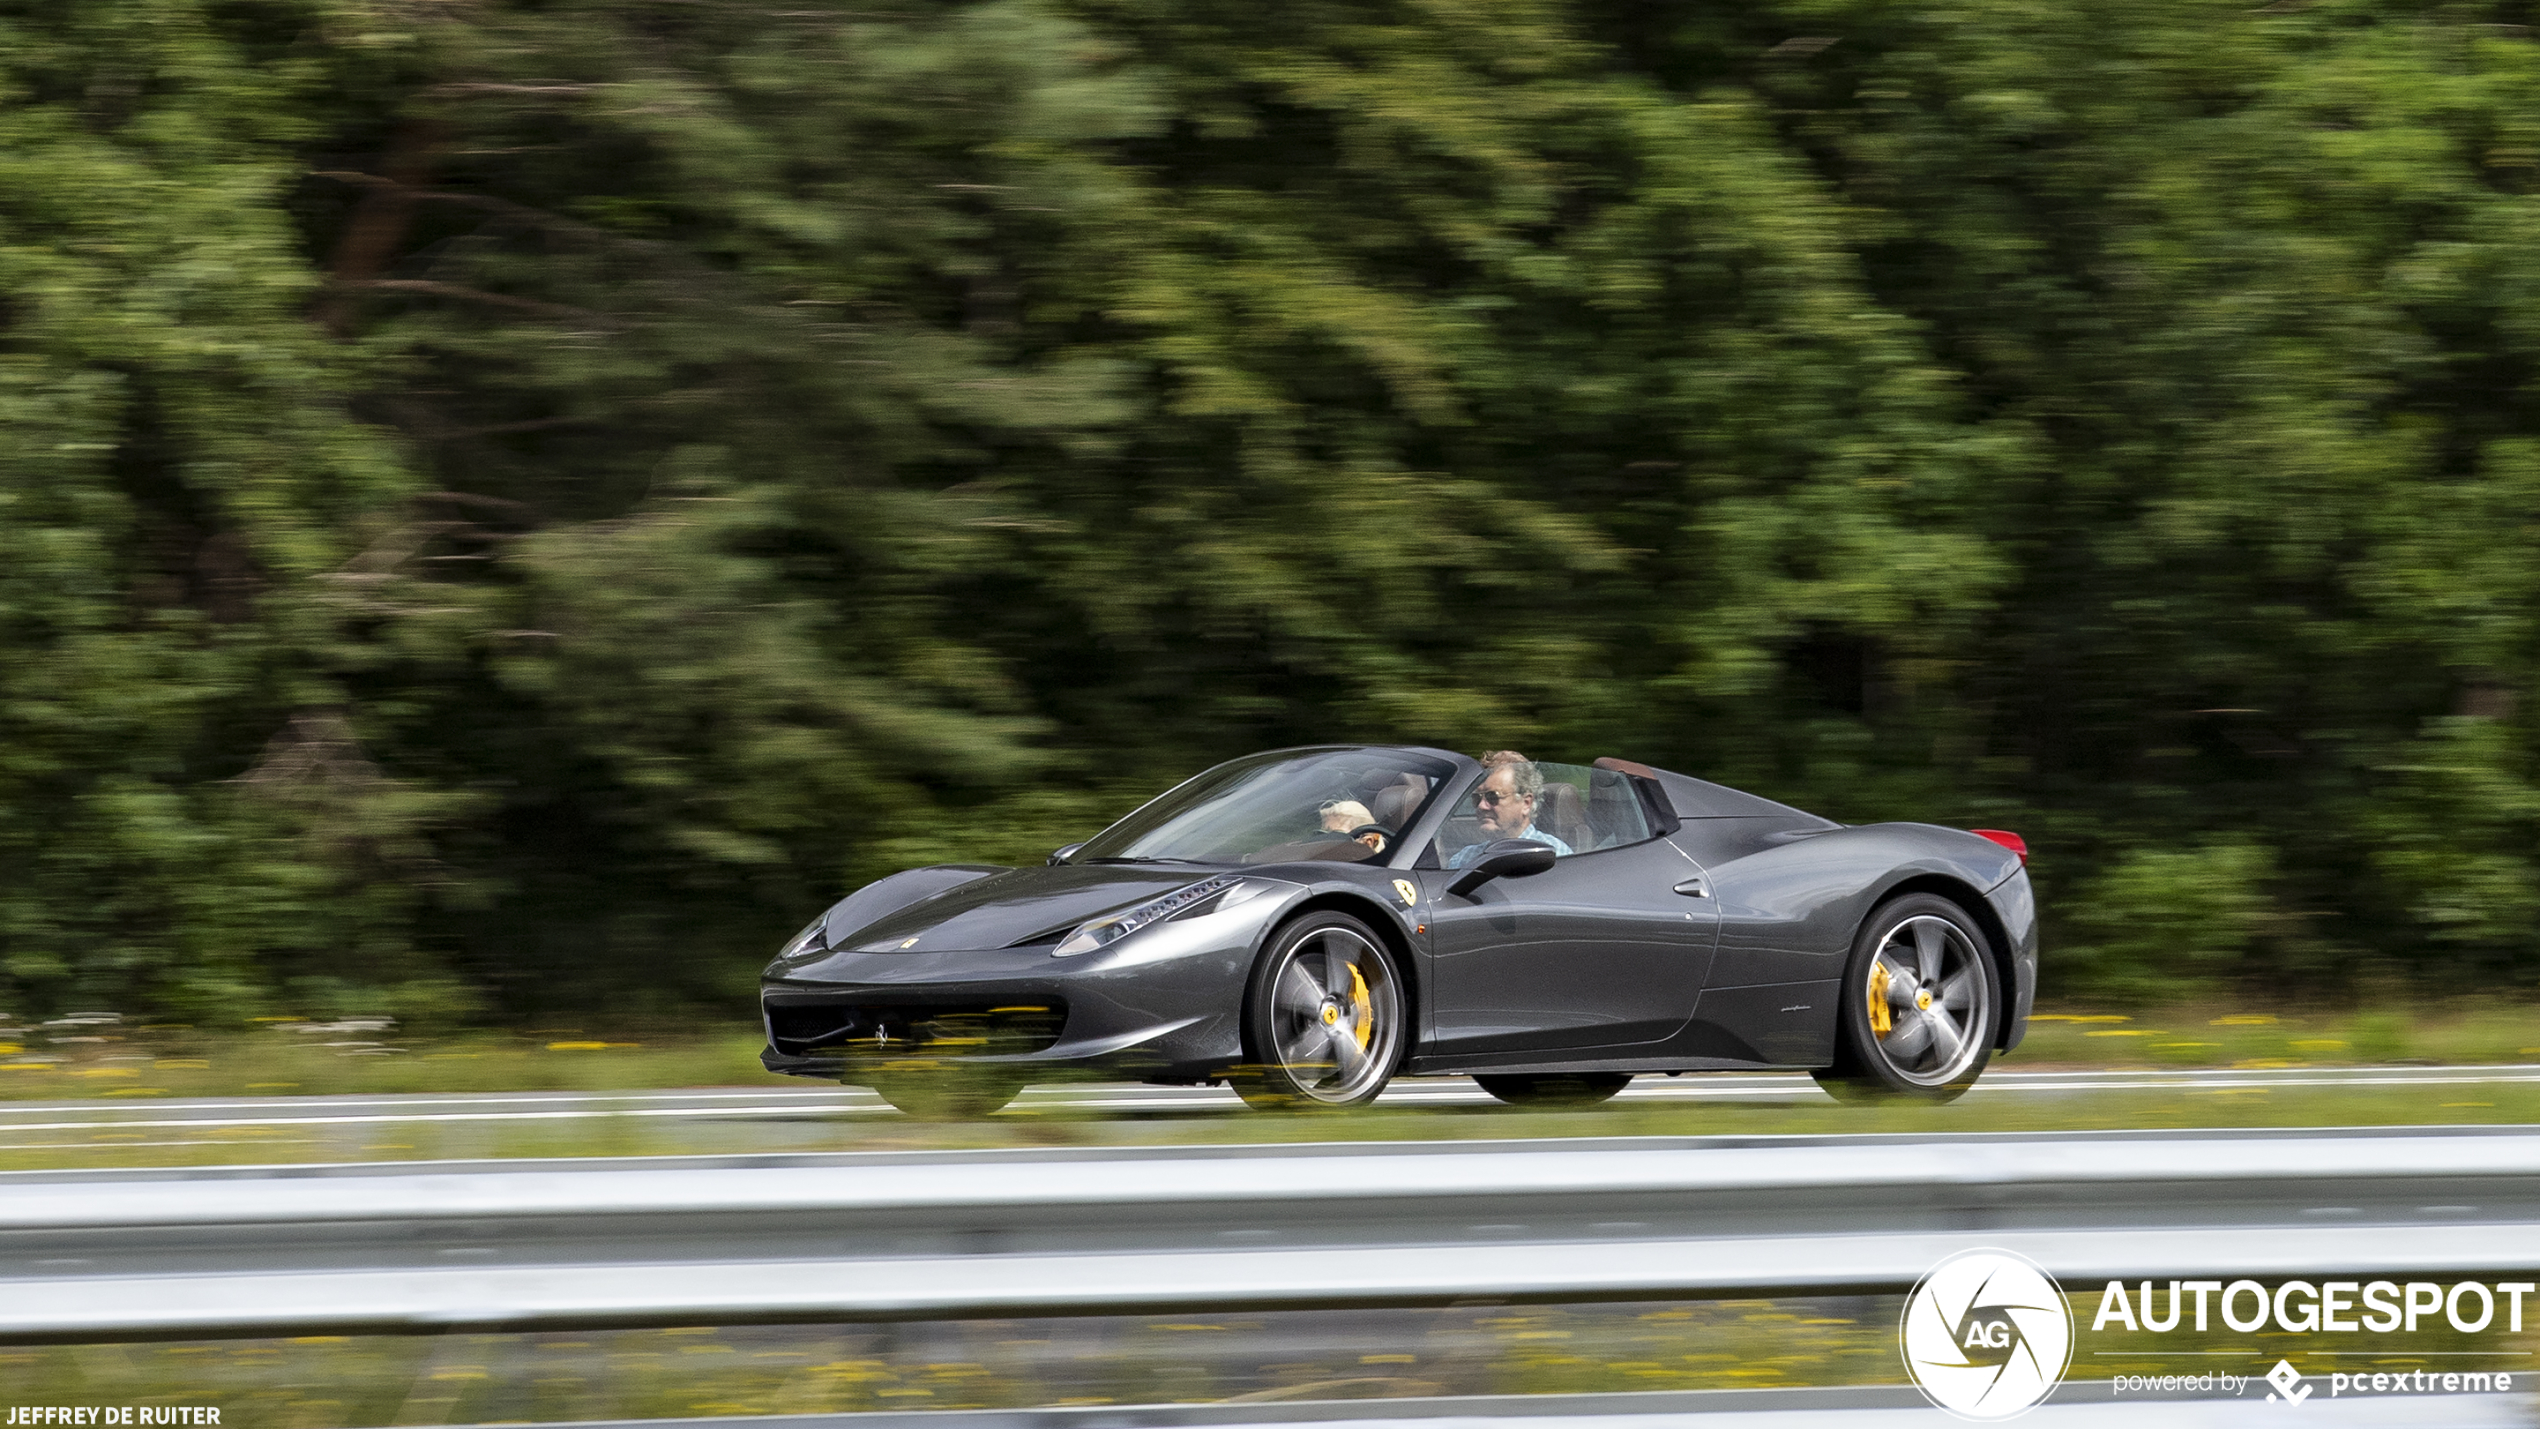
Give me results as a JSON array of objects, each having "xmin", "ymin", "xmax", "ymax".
[{"xmin": 1071, "ymin": 746, "xmax": 1466, "ymax": 869}]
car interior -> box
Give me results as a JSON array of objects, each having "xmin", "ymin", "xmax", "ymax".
[
  {"xmin": 1239, "ymin": 766, "xmax": 1444, "ymax": 864},
  {"xmin": 1424, "ymin": 762, "xmax": 1655, "ymax": 866}
]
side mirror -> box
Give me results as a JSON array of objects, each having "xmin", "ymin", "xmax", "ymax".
[
  {"xmin": 1048, "ymin": 843, "xmax": 1085, "ymax": 866},
  {"xmin": 1445, "ymin": 839, "xmax": 1558, "ymax": 899}
]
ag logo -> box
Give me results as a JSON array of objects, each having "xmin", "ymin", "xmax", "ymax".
[{"xmin": 1900, "ymin": 1248, "xmax": 2073, "ymax": 1420}]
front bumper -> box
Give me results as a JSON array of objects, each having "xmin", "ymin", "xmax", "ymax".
[{"xmin": 758, "ymin": 895, "xmax": 1288, "ymax": 1085}]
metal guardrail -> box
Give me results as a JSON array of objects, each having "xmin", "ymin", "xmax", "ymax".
[{"xmin": 6, "ymin": 1129, "xmax": 2540, "ymax": 1340}]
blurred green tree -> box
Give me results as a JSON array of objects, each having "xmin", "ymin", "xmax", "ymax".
[{"xmin": 0, "ymin": 0, "xmax": 2534, "ymax": 1017}]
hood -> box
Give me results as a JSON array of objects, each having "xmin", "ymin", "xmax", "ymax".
[{"xmin": 831, "ymin": 863, "xmax": 1217, "ymax": 952}]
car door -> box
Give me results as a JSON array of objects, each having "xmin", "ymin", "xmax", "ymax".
[
  {"xmin": 1667, "ymin": 823, "xmax": 1868, "ymax": 1066},
  {"xmin": 1416, "ymin": 764, "xmax": 1720, "ymax": 1059}
]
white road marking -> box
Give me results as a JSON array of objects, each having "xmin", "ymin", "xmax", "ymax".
[{"xmin": 0, "ymin": 1063, "xmax": 2530, "ymax": 1139}]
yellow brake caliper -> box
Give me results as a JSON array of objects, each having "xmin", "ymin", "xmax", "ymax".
[
  {"xmin": 1348, "ymin": 963, "xmax": 1374, "ymax": 1051},
  {"xmin": 1866, "ymin": 959, "xmax": 1893, "ymax": 1039}
]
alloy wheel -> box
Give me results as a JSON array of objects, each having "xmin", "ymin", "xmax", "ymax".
[
  {"xmin": 1253, "ymin": 922, "xmax": 1402, "ymax": 1106},
  {"xmin": 1864, "ymin": 914, "xmax": 1991, "ymax": 1087}
]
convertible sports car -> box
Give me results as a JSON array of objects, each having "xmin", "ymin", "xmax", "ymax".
[{"xmin": 760, "ymin": 746, "xmax": 2037, "ymax": 1114}]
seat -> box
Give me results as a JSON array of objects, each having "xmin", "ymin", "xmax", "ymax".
[
  {"xmin": 1539, "ymin": 782, "xmax": 1592, "ymax": 853},
  {"xmin": 1367, "ymin": 775, "xmax": 1428, "ymax": 832},
  {"xmin": 1586, "ymin": 773, "xmax": 1650, "ymax": 849},
  {"xmin": 1432, "ymin": 813, "xmax": 1483, "ymax": 865}
]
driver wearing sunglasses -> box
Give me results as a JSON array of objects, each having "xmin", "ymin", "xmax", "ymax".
[{"xmin": 1447, "ymin": 757, "xmax": 1572, "ymax": 869}]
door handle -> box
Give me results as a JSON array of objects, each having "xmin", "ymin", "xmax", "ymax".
[{"xmin": 1673, "ymin": 877, "xmax": 1708, "ymax": 898}]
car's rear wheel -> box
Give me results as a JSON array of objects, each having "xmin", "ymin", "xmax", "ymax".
[
  {"xmin": 1474, "ymin": 1073, "xmax": 1632, "ymax": 1107},
  {"xmin": 1234, "ymin": 911, "xmax": 1405, "ymax": 1110},
  {"xmin": 1814, "ymin": 893, "xmax": 1999, "ymax": 1104},
  {"xmin": 865, "ymin": 1069, "xmax": 1026, "ymax": 1119}
]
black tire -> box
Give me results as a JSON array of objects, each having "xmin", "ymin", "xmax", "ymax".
[
  {"xmin": 1814, "ymin": 893, "xmax": 2000, "ymax": 1104},
  {"xmin": 1232, "ymin": 910, "xmax": 1407, "ymax": 1111},
  {"xmin": 865, "ymin": 1069, "xmax": 1025, "ymax": 1119},
  {"xmin": 1474, "ymin": 1073, "xmax": 1632, "ymax": 1107}
]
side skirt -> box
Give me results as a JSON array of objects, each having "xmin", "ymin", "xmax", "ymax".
[{"xmin": 1401, "ymin": 1054, "xmax": 1815, "ymax": 1078}]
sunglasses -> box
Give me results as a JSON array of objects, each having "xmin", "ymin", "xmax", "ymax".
[{"xmin": 1474, "ymin": 788, "xmax": 1527, "ymax": 807}]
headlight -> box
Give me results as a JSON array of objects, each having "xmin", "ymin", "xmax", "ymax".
[
  {"xmin": 1053, "ymin": 877, "xmax": 1271, "ymax": 958},
  {"xmin": 774, "ymin": 916, "xmax": 829, "ymax": 962}
]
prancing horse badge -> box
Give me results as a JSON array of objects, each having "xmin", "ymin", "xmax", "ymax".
[{"xmin": 1392, "ymin": 879, "xmax": 1419, "ymax": 907}]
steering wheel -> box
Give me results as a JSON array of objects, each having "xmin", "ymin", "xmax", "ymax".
[{"xmin": 1346, "ymin": 824, "xmax": 1396, "ymax": 856}]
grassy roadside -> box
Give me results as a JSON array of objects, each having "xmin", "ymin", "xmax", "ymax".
[
  {"xmin": 0, "ymin": 1002, "xmax": 2532, "ymax": 1104},
  {"xmin": 2007, "ymin": 1005, "xmax": 2540, "ymax": 1070},
  {"xmin": 0, "ymin": 1300, "xmax": 1912, "ymax": 1425},
  {"xmin": 0, "ymin": 1016, "xmax": 774, "ymax": 1101}
]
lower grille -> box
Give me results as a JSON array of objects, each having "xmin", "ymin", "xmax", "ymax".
[{"xmin": 763, "ymin": 997, "xmax": 1066, "ymax": 1058}]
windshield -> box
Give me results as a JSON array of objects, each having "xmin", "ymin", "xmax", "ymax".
[{"xmin": 1074, "ymin": 749, "xmax": 1458, "ymax": 866}]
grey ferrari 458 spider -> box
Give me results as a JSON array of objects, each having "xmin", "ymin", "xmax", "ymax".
[{"xmin": 760, "ymin": 745, "xmax": 2036, "ymax": 1114}]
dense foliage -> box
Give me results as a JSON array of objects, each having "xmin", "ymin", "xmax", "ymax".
[{"xmin": 3, "ymin": 0, "xmax": 2535, "ymax": 1018}]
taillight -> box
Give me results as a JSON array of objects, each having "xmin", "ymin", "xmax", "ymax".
[{"xmin": 1971, "ymin": 829, "xmax": 2027, "ymax": 864}]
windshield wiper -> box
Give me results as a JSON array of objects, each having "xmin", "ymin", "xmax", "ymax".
[{"xmin": 1083, "ymin": 856, "xmax": 1199, "ymax": 865}]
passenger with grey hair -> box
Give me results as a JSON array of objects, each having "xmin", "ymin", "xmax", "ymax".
[{"xmin": 1447, "ymin": 755, "xmax": 1572, "ymax": 869}]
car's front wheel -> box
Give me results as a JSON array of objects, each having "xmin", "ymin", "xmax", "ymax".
[
  {"xmin": 1233, "ymin": 910, "xmax": 1406, "ymax": 1110},
  {"xmin": 1474, "ymin": 1073, "xmax": 1632, "ymax": 1107},
  {"xmin": 1814, "ymin": 893, "xmax": 2000, "ymax": 1104}
]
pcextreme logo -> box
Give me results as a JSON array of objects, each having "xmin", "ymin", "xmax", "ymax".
[
  {"xmin": 2266, "ymin": 1360, "xmax": 2312, "ymax": 1403},
  {"xmin": 1900, "ymin": 1248, "xmax": 2075, "ymax": 1420}
]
